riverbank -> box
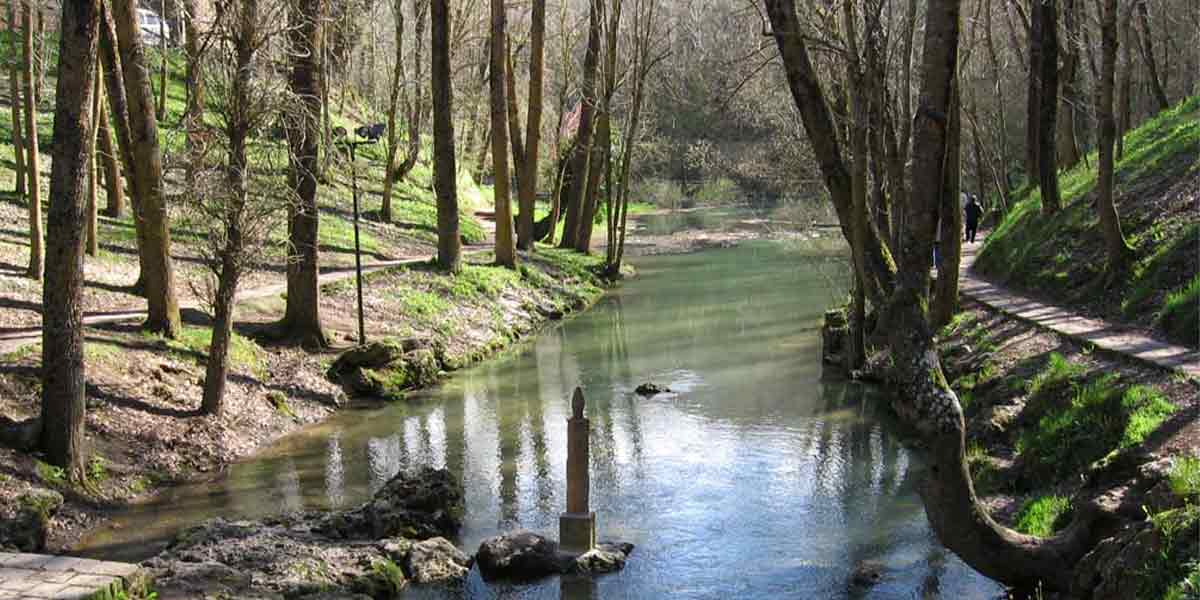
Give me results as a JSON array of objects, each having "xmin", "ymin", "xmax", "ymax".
[
  {"xmin": 0, "ymin": 245, "xmax": 609, "ymax": 555},
  {"xmin": 826, "ymin": 287, "xmax": 1199, "ymax": 598}
]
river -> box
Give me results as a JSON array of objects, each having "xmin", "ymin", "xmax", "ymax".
[{"xmin": 79, "ymin": 236, "xmax": 1003, "ymax": 599}]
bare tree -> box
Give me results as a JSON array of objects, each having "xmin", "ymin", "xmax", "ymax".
[
  {"xmin": 431, "ymin": 0, "xmax": 460, "ymax": 272},
  {"xmin": 188, "ymin": 0, "xmax": 291, "ymax": 414},
  {"xmin": 41, "ymin": 0, "xmax": 102, "ymax": 481},
  {"xmin": 515, "ymin": 0, "xmax": 545, "ymax": 250},
  {"xmin": 489, "ymin": 0, "xmax": 517, "ymax": 267},
  {"xmin": 1035, "ymin": 0, "xmax": 1061, "ymax": 214},
  {"xmin": 23, "ymin": 0, "xmax": 42, "ymax": 281},
  {"xmin": 8, "ymin": 0, "xmax": 25, "ymax": 199}
]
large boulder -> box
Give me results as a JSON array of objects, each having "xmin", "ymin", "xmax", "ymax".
[
  {"xmin": 327, "ymin": 340, "xmax": 445, "ymax": 401},
  {"xmin": 366, "ymin": 468, "xmax": 464, "ymax": 539},
  {"xmin": 403, "ymin": 537, "xmax": 471, "ymax": 584},
  {"xmin": 475, "ymin": 531, "xmax": 570, "ymax": 581}
]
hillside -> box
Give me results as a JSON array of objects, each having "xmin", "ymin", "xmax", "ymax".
[{"xmin": 975, "ymin": 94, "xmax": 1199, "ymax": 347}]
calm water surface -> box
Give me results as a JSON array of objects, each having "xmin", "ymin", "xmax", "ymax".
[{"xmin": 80, "ymin": 239, "xmax": 1003, "ymax": 599}]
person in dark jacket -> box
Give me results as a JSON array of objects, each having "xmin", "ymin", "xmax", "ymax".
[{"xmin": 964, "ymin": 195, "xmax": 984, "ymax": 243}]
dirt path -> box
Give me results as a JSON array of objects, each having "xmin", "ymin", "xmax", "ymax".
[
  {"xmin": 959, "ymin": 238, "xmax": 1200, "ymax": 380},
  {"xmin": 0, "ymin": 256, "xmax": 432, "ymax": 355}
]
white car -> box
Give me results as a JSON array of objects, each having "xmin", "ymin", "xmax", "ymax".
[{"xmin": 137, "ymin": 8, "xmax": 171, "ymax": 46}]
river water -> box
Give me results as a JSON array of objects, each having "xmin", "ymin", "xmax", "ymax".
[{"xmin": 79, "ymin": 237, "xmax": 1003, "ymax": 599}]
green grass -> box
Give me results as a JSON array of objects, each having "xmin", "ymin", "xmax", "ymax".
[
  {"xmin": 1169, "ymin": 456, "xmax": 1200, "ymax": 500},
  {"xmin": 1026, "ymin": 352, "xmax": 1087, "ymax": 395},
  {"xmin": 1014, "ymin": 495, "xmax": 1072, "ymax": 537},
  {"xmin": 146, "ymin": 326, "xmax": 267, "ymax": 378},
  {"xmin": 394, "ymin": 287, "xmax": 452, "ymax": 321},
  {"xmin": 976, "ymin": 94, "xmax": 1200, "ymax": 346},
  {"xmin": 1017, "ymin": 376, "xmax": 1176, "ymax": 483}
]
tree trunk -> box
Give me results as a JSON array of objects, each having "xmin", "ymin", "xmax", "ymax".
[
  {"xmin": 576, "ymin": 112, "xmax": 607, "ymax": 253},
  {"xmin": 882, "ymin": 0, "xmax": 1104, "ymax": 591},
  {"xmin": 396, "ymin": 0, "xmax": 426, "ymax": 182},
  {"xmin": 203, "ymin": 0, "xmax": 255, "ymax": 415},
  {"xmin": 489, "ymin": 0, "xmax": 516, "ymax": 268},
  {"xmin": 842, "ymin": 0, "xmax": 867, "ymax": 371},
  {"xmin": 183, "ymin": 0, "xmax": 203, "ymax": 180},
  {"xmin": 517, "ymin": 0, "xmax": 545, "ymax": 251},
  {"xmin": 282, "ymin": 0, "xmax": 328, "ymax": 348},
  {"xmin": 1096, "ymin": 0, "xmax": 1132, "ymax": 275},
  {"xmin": 1055, "ymin": 0, "xmax": 1081, "ymax": 169},
  {"xmin": 42, "ymin": 0, "xmax": 101, "ymax": 481},
  {"xmin": 932, "ymin": 81, "xmax": 962, "ymax": 329},
  {"xmin": 1115, "ymin": 10, "xmax": 1133, "ymax": 159},
  {"xmin": 505, "ymin": 39, "xmax": 525, "ymax": 182},
  {"xmin": 87, "ymin": 66, "xmax": 102, "ymax": 257},
  {"xmin": 157, "ymin": 0, "xmax": 168, "ymax": 115},
  {"xmin": 381, "ymin": 0, "xmax": 404, "ymax": 223},
  {"xmin": 9, "ymin": 0, "xmax": 25, "ymax": 199},
  {"xmin": 23, "ymin": 1, "xmax": 42, "ymax": 281},
  {"xmin": 431, "ymin": 0, "xmax": 460, "ymax": 273},
  {"xmin": 111, "ymin": 0, "xmax": 181, "ymax": 336},
  {"xmin": 98, "ymin": 92, "xmax": 123, "ymax": 218},
  {"xmin": 1133, "ymin": 0, "xmax": 1169, "ymax": 111},
  {"xmin": 559, "ymin": 0, "xmax": 602, "ymax": 249},
  {"xmin": 1025, "ymin": 0, "xmax": 1041, "ymax": 186},
  {"xmin": 1036, "ymin": 0, "xmax": 1061, "ymax": 215},
  {"xmin": 764, "ymin": 0, "xmax": 898, "ymax": 307}
]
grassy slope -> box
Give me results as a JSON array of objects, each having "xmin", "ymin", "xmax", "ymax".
[
  {"xmin": 975, "ymin": 94, "xmax": 1200, "ymax": 347},
  {"xmin": 939, "ymin": 305, "xmax": 1199, "ymax": 599}
]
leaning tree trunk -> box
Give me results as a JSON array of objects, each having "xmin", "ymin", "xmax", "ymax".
[
  {"xmin": 431, "ymin": 0, "xmax": 460, "ymax": 272},
  {"xmin": 42, "ymin": 0, "xmax": 101, "ymax": 481},
  {"xmin": 8, "ymin": 0, "xmax": 25, "ymax": 199},
  {"xmin": 1035, "ymin": 0, "xmax": 1061, "ymax": 215},
  {"xmin": 23, "ymin": 1, "xmax": 42, "ymax": 282},
  {"xmin": 1095, "ymin": 0, "xmax": 1132, "ymax": 276},
  {"xmin": 112, "ymin": 0, "xmax": 181, "ymax": 336},
  {"xmin": 1133, "ymin": 0, "xmax": 1169, "ymax": 111},
  {"xmin": 559, "ymin": 0, "xmax": 602, "ymax": 249},
  {"xmin": 764, "ymin": 0, "xmax": 897, "ymax": 308},
  {"xmin": 882, "ymin": 0, "xmax": 1108, "ymax": 592},
  {"xmin": 281, "ymin": 0, "xmax": 328, "ymax": 348},
  {"xmin": 489, "ymin": 0, "xmax": 516, "ymax": 268}
]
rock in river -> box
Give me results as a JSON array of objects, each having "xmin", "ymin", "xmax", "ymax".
[
  {"xmin": 475, "ymin": 531, "xmax": 635, "ymax": 581},
  {"xmin": 635, "ymin": 382, "xmax": 671, "ymax": 396}
]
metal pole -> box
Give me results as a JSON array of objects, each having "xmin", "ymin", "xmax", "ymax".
[{"xmin": 351, "ymin": 143, "xmax": 366, "ymax": 345}]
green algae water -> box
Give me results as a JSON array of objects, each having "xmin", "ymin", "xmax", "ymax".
[{"xmin": 79, "ymin": 238, "xmax": 1003, "ymax": 599}]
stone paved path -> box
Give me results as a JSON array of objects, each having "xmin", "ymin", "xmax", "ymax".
[
  {"xmin": 958, "ymin": 239, "xmax": 1200, "ymax": 380},
  {"xmin": 0, "ymin": 553, "xmax": 139, "ymax": 600}
]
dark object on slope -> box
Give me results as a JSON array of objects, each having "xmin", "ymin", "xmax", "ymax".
[
  {"xmin": 635, "ymin": 382, "xmax": 671, "ymax": 396},
  {"xmin": 513, "ymin": 213, "xmax": 555, "ymax": 243},
  {"xmin": 355, "ymin": 123, "xmax": 386, "ymax": 141}
]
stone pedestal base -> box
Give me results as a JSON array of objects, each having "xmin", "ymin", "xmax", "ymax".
[{"xmin": 558, "ymin": 512, "xmax": 596, "ymax": 554}]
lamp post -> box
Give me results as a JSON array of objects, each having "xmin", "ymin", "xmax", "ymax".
[{"xmin": 340, "ymin": 135, "xmax": 377, "ymax": 346}]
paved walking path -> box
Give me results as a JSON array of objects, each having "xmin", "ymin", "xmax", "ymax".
[
  {"xmin": 958, "ymin": 240, "xmax": 1200, "ymax": 380},
  {"xmin": 0, "ymin": 256, "xmax": 431, "ymax": 355},
  {"xmin": 0, "ymin": 553, "xmax": 139, "ymax": 600}
]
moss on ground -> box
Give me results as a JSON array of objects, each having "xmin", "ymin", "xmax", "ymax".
[{"xmin": 975, "ymin": 94, "xmax": 1200, "ymax": 347}]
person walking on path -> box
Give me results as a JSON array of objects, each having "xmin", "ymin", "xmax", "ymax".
[{"xmin": 964, "ymin": 195, "xmax": 984, "ymax": 243}]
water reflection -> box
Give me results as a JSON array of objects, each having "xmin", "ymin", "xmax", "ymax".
[{"xmin": 78, "ymin": 241, "xmax": 1001, "ymax": 599}]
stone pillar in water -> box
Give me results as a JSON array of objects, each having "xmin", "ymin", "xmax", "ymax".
[{"xmin": 560, "ymin": 387, "xmax": 596, "ymax": 553}]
